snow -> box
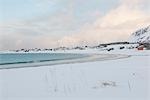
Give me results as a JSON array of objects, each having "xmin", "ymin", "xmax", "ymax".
[
  {"xmin": 0, "ymin": 49, "xmax": 150, "ymax": 100},
  {"xmin": 129, "ymin": 25, "xmax": 150, "ymax": 43}
]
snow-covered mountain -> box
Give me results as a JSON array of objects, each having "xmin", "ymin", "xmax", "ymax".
[{"xmin": 129, "ymin": 25, "xmax": 150, "ymax": 43}]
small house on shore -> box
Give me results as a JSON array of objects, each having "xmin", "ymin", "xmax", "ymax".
[{"xmin": 138, "ymin": 43, "xmax": 150, "ymax": 50}]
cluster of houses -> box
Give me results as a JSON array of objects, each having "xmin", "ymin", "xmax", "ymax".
[{"xmin": 13, "ymin": 42, "xmax": 150, "ymax": 52}]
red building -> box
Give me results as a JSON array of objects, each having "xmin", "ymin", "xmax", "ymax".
[{"xmin": 137, "ymin": 45, "xmax": 144, "ymax": 50}]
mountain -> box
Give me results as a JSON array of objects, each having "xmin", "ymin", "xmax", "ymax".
[{"xmin": 129, "ymin": 25, "xmax": 150, "ymax": 43}]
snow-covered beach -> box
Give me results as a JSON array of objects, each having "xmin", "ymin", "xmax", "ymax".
[
  {"xmin": 0, "ymin": 49, "xmax": 149, "ymax": 100},
  {"xmin": 0, "ymin": 25, "xmax": 150, "ymax": 100},
  {"xmin": 1, "ymin": 0, "xmax": 150, "ymax": 99}
]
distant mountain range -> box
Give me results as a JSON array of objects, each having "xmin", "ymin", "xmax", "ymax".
[{"xmin": 129, "ymin": 25, "xmax": 150, "ymax": 43}]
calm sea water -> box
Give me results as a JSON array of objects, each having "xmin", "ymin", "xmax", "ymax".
[{"xmin": 0, "ymin": 53, "xmax": 87, "ymax": 66}]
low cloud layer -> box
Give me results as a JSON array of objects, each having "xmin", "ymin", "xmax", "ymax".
[
  {"xmin": 0, "ymin": 0, "xmax": 150, "ymax": 50},
  {"xmin": 59, "ymin": 0, "xmax": 150, "ymax": 47}
]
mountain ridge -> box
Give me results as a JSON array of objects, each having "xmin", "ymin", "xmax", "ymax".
[{"xmin": 129, "ymin": 25, "xmax": 150, "ymax": 43}]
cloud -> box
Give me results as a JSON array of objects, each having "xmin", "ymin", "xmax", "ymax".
[
  {"xmin": 0, "ymin": 0, "xmax": 150, "ymax": 50},
  {"xmin": 58, "ymin": 0, "xmax": 150, "ymax": 47},
  {"xmin": 0, "ymin": 11, "xmax": 77, "ymax": 50},
  {"xmin": 0, "ymin": 1, "xmax": 96, "ymax": 50}
]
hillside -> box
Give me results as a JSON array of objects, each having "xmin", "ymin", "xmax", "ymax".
[{"xmin": 129, "ymin": 25, "xmax": 150, "ymax": 43}]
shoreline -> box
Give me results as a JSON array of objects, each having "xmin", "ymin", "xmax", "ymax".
[
  {"xmin": 0, "ymin": 53, "xmax": 130, "ymax": 70},
  {"xmin": 0, "ymin": 50, "xmax": 149, "ymax": 100}
]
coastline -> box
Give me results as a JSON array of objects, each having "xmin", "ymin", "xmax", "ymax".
[
  {"xmin": 0, "ymin": 53, "xmax": 130, "ymax": 70},
  {"xmin": 0, "ymin": 49, "xmax": 149, "ymax": 100}
]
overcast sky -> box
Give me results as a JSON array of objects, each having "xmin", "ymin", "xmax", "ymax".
[{"xmin": 0, "ymin": 0, "xmax": 150, "ymax": 50}]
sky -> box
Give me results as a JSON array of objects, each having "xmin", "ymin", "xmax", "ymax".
[{"xmin": 0, "ymin": 0, "xmax": 150, "ymax": 50}]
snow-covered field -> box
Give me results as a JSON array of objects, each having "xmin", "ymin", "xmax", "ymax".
[{"xmin": 0, "ymin": 49, "xmax": 150, "ymax": 100}]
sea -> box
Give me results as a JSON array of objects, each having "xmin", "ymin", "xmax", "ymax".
[{"xmin": 0, "ymin": 53, "xmax": 88, "ymax": 69}]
